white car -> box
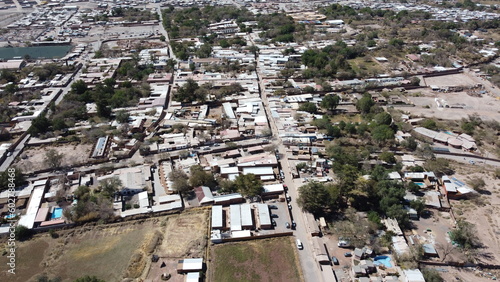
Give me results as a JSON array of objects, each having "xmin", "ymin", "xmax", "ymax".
[{"xmin": 296, "ymin": 239, "xmax": 303, "ymax": 250}]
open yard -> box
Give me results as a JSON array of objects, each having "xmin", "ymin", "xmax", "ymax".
[
  {"xmin": 0, "ymin": 220, "xmax": 159, "ymax": 282},
  {"xmin": 1, "ymin": 210, "xmax": 210, "ymax": 282},
  {"xmin": 14, "ymin": 143, "xmax": 93, "ymax": 172},
  {"xmin": 209, "ymin": 237, "xmax": 303, "ymax": 282}
]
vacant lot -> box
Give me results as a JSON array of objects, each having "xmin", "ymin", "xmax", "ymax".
[
  {"xmin": 0, "ymin": 210, "xmax": 211, "ymax": 282},
  {"xmin": 14, "ymin": 143, "xmax": 93, "ymax": 172},
  {"xmin": 0, "ymin": 220, "xmax": 159, "ymax": 282},
  {"xmin": 404, "ymin": 88, "xmax": 499, "ymax": 121},
  {"xmin": 209, "ymin": 237, "xmax": 303, "ymax": 282},
  {"xmin": 423, "ymin": 73, "xmax": 478, "ymax": 87}
]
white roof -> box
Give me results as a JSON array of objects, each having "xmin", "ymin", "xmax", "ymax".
[
  {"xmin": 262, "ymin": 183, "xmax": 284, "ymax": 193},
  {"xmin": 158, "ymin": 194, "xmax": 181, "ymax": 204},
  {"xmin": 214, "ymin": 193, "xmax": 243, "ymax": 204},
  {"xmin": 186, "ymin": 272, "xmax": 200, "ymax": 282},
  {"xmin": 138, "ymin": 191, "xmax": 149, "ymax": 208},
  {"xmin": 403, "ymin": 269, "xmax": 425, "ymax": 282},
  {"xmin": 211, "ymin": 205, "xmax": 223, "ymax": 229},
  {"xmin": 230, "ymin": 205, "xmax": 242, "ymax": 231},
  {"xmin": 257, "ymin": 203, "xmax": 271, "ymax": 226},
  {"xmin": 18, "ymin": 186, "xmax": 45, "ymax": 229},
  {"xmin": 179, "ymin": 258, "xmax": 203, "ymax": 271},
  {"xmin": 242, "ymin": 166, "xmax": 274, "ymax": 176},
  {"xmin": 220, "ymin": 167, "xmax": 239, "ymax": 174},
  {"xmin": 241, "ymin": 204, "xmax": 253, "ymax": 227}
]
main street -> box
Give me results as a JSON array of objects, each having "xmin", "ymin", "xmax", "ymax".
[{"xmin": 255, "ymin": 51, "xmax": 327, "ymax": 282}]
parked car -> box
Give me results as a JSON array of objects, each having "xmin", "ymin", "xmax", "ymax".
[
  {"xmin": 285, "ymin": 222, "xmax": 290, "ymax": 229},
  {"xmin": 271, "ymin": 214, "xmax": 279, "ymax": 218},
  {"xmin": 344, "ymin": 252, "xmax": 352, "ymax": 257},
  {"xmin": 331, "ymin": 256, "xmax": 339, "ymax": 265},
  {"xmin": 291, "ymin": 221, "xmax": 296, "ymax": 229},
  {"xmin": 272, "ymin": 219, "xmax": 277, "ymax": 226},
  {"xmin": 283, "ymin": 184, "xmax": 288, "ymax": 191},
  {"xmin": 288, "ymin": 204, "xmax": 292, "ymax": 210},
  {"xmin": 268, "ymin": 205, "xmax": 278, "ymax": 210},
  {"xmin": 296, "ymin": 239, "xmax": 303, "ymax": 250}
]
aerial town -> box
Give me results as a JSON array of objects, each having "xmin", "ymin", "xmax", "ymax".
[{"xmin": 0, "ymin": 0, "xmax": 499, "ymax": 281}]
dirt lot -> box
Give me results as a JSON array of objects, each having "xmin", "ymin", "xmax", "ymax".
[
  {"xmin": 423, "ymin": 73, "xmax": 479, "ymax": 87},
  {"xmin": 449, "ymin": 167, "xmax": 500, "ymax": 265},
  {"xmin": 404, "ymin": 88, "xmax": 499, "ymax": 121},
  {"xmin": 0, "ymin": 220, "xmax": 158, "ymax": 282},
  {"xmin": 14, "ymin": 143, "xmax": 93, "ymax": 172},
  {"xmin": 145, "ymin": 209, "xmax": 209, "ymax": 282},
  {"xmin": 209, "ymin": 237, "xmax": 303, "ymax": 282}
]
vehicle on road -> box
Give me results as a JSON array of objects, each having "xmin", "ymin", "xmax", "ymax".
[
  {"xmin": 271, "ymin": 214, "xmax": 279, "ymax": 218},
  {"xmin": 331, "ymin": 256, "xmax": 339, "ymax": 265},
  {"xmin": 469, "ymin": 160, "xmax": 475, "ymax": 165},
  {"xmin": 338, "ymin": 240, "xmax": 351, "ymax": 248},
  {"xmin": 344, "ymin": 252, "xmax": 352, "ymax": 257},
  {"xmin": 288, "ymin": 203, "xmax": 292, "ymax": 210},
  {"xmin": 296, "ymin": 239, "xmax": 303, "ymax": 250},
  {"xmin": 291, "ymin": 221, "xmax": 296, "ymax": 229},
  {"xmin": 285, "ymin": 222, "xmax": 290, "ymax": 229},
  {"xmin": 272, "ymin": 219, "xmax": 277, "ymax": 226},
  {"xmin": 269, "ymin": 205, "xmax": 278, "ymax": 209}
]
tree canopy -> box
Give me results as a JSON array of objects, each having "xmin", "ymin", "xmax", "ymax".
[{"xmin": 234, "ymin": 174, "xmax": 263, "ymax": 197}]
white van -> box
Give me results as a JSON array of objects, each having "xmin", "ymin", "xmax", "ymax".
[{"xmin": 296, "ymin": 239, "xmax": 303, "ymax": 250}]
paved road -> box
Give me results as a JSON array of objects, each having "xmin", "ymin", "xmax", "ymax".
[
  {"xmin": 254, "ymin": 50, "xmax": 323, "ymax": 281},
  {"xmin": 435, "ymin": 153, "xmax": 500, "ymax": 167},
  {"xmin": 0, "ymin": 134, "xmax": 30, "ymax": 172}
]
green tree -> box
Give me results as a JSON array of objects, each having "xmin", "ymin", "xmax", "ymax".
[
  {"xmin": 44, "ymin": 149, "xmax": 64, "ymax": 169},
  {"xmin": 116, "ymin": 110, "xmax": 130, "ymax": 123},
  {"xmin": 449, "ymin": 219, "xmax": 480, "ymax": 249},
  {"xmin": 320, "ymin": 94, "xmax": 340, "ymax": 111},
  {"xmin": 379, "ymin": 151, "xmax": 396, "ymax": 163},
  {"xmin": 410, "ymin": 199, "xmax": 426, "ymax": 215},
  {"xmin": 356, "ymin": 94, "xmax": 375, "ymax": 114},
  {"xmin": 234, "ymin": 174, "xmax": 263, "ymax": 197},
  {"xmin": 159, "ymin": 35, "xmax": 166, "ymax": 41},
  {"xmin": 98, "ymin": 177, "xmax": 122, "ymax": 198},
  {"xmin": 371, "ymin": 125, "xmax": 395, "ymax": 143},
  {"xmin": 71, "ymin": 80, "xmax": 88, "ymax": 95},
  {"xmin": 189, "ymin": 165, "xmax": 217, "ymax": 188},
  {"xmin": 461, "ymin": 121, "xmax": 474, "ymax": 135},
  {"xmin": 0, "ymin": 167, "xmax": 25, "ymax": 192},
  {"xmin": 74, "ymin": 275, "xmax": 105, "ymax": 282},
  {"xmin": 36, "ymin": 274, "xmax": 61, "ymax": 282},
  {"xmin": 421, "ymin": 118, "xmax": 438, "ymax": 130},
  {"xmin": 173, "ymin": 79, "xmax": 202, "ymax": 103},
  {"xmin": 15, "ymin": 225, "xmax": 33, "ymax": 241},
  {"xmin": 169, "ymin": 169, "xmax": 192, "ymax": 196},
  {"xmin": 424, "ymin": 158, "xmax": 452, "ymax": 176},
  {"xmin": 402, "ymin": 136, "xmax": 418, "ymax": 151},
  {"xmin": 298, "ymin": 102, "xmax": 318, "ymax": 113},
  {"xmin": 28, "ymin": 114, "xmax": 51, "ymax": 136},
  {"xmin": 422, "ymin": 269, "xmax": 443, "ymax": 282},
  {"xmin": 297, "ymin": 181, "xmax": 335, "ymax": 214},
  {"xmin": 374, "ymin": 112, "xmax": 392, "ymax": 125}
]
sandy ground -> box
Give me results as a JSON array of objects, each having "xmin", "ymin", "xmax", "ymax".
[
  {"xmin": 423, "ymin": 73, "xmax": 479, "ymax": 87},
  {"xmin": 0, "ymin": 220, "xmax": 158, "ymax": 282},
  {"xmin": 145, "ymin": 210, "xmax": 209, "ymax": 282},
  {"xmin": 14, "ymin": 143, "xmax": 93, "ymax": 172},
  {"xmin": 404, "ymin": 88, "xmax": 500, "ymax": 121}
]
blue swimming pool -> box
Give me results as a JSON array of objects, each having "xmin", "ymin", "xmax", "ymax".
[
  {"xmin": 51, "ymin": 207, "xmax": 63, "ymax": 219},
  {"xmin": 373, "ymin": 256, "xmax": 392, "ymax": 268},
  {"xmin": 415, "ymin": 182, "xmax": 426, "ymax": 187}
]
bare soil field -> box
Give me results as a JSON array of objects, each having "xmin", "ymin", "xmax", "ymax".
[
  {"xmin": 404, "ymin": 88, "xmax": 499, "ymax": 121},
  {"xmin": 1, "ymin": 210, "xmax": 210, "ymax": 282},
  {"xmin": 209, "ymin": 237, "xmax": 303, "ymax": 282},
  {"xmin": 423, "ymin": 73, "xmax": 478, "ymax": 87},
  {"xmin": 156, "ymin": 209, "xmax": 209, "ymax": 258},
  {"xmin": 0, "ymin": 220, "xmax": 158, "ymax": 282},
  {"xmin": 14, "ymin": 143, "xmax": 93, "ymax": 171}
]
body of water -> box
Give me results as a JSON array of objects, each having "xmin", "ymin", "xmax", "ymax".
[
  {"xmin": 0, "ymin": 45, "xmax": 73, "ymax": 60},
  {"xmin": 373, "ymin": 256, "xmax": 392, "ymax": 268},
  {"xmin": 51, "ymin": 207, "xmax": 63, "ymax": 219}
]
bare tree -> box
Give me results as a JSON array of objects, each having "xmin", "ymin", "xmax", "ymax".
[
  {"xmin": 45, "ymin": 149, "xmax": 64, "ymax": 170},
  {"xmin": 436, "ymin": 242, "xmax": 456, "ymax": 262}
]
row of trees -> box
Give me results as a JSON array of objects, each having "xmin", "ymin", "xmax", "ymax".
[
  {"xmin": 173, "ymin": 79, "xmax": 244, "ymax": 103},
  {"xmin": 169, "ymin": 165, "xmax": 264, "ymax": 198}
]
